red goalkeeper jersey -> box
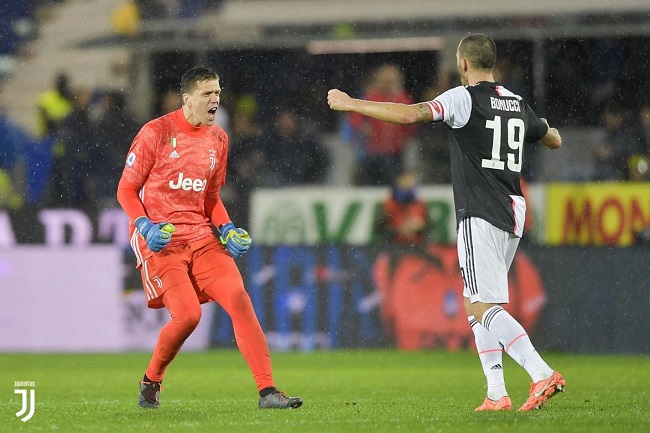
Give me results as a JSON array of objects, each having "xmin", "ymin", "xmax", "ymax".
[{"xmin": 119, "ymin": 108, "xmax": 229, "ymax": 265}]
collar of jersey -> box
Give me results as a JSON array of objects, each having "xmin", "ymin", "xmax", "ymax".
[{"xmin": 172, "ymin": 109, "xmax": 208, "ymax": 135}]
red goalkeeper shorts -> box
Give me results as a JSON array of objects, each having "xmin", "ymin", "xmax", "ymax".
[{"xmin": 139, "ymin": 235, "xmax": 241, "ymax": 309}]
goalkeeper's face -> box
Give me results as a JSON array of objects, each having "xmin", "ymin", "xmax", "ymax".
[{"xmin": 183, "ymin": 79, "xmax": 221, "ymax": 126}]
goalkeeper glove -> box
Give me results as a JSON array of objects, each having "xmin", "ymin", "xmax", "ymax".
[
  {"xmin": 218, "ymin": 221, "xmax": 252, "ymax": 258},
  {"xmin": 135, "ymin": 216, "xmax": 176, "ymax": 252}
]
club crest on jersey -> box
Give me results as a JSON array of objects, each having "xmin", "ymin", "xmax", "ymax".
[
  {"xmin": 126, "ymin": 152, "xmax": 136, "ymax": 167},
  {"xmin": 169, "ymin": 137, "xmax": 180, "ymax": 158},
  {"xmin": 209, "ymin": 149, "xmax": 217, "ymax": 170}
]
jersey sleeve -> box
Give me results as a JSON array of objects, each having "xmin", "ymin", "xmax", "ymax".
[
  {"xmin": 116, "ymin": 177, "xmax": 147, "ymax": 222},
  {"xmin": 205, "ymin": 194, "xmax": 231, "ymax": 227},
  {"xmin": 117, "ymin": 121, "xmax": 162, "ymax": 222},
  {"xmin": 523, "ymin": 103, "xmax": 549, "ymax": 143},
  {"xmin": 120, "ymin": 121, "xmax": 161, "ymax": 188},
  {"xmin": 425, "ymin": 86, "xmax": 472, "ymax": 128}
]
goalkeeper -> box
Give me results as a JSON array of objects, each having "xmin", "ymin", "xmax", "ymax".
[{"xmin": 117, "ymin": 66, "xmax": 302, "ymax": 410}]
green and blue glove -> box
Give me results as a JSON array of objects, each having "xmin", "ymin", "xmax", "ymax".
[
  {"xmin": 135, "ymin": 216, "xmax": 175, "ymax": 252},
  {"xmin": 218, "ymin": 222, "xmax": 252, "ymax": 258}
]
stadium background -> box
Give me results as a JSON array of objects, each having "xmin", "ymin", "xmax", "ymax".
[{"xmin": 2, "ymin": 0, "xmax": 650, "ymax": 356}]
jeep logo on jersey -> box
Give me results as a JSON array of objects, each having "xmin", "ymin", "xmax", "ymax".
[{"xmin": 169, "ymin": 172, "xmax": 207, "ymax": 192}]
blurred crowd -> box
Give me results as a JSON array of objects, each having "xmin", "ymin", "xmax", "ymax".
[
  {"xmin": 1, "ymin": 73, "xmax": 140, "ymax": 211},
  {"xmin": 0, "ymin": 71, "xmax": 332, "ymax": 222},
  {"xmin": 2, "ymin": 60, "xmax": 650, "ymax": 219},
  {"xmin": 2, "ymin": 2, "xmax": 650, "ymax": 222}
]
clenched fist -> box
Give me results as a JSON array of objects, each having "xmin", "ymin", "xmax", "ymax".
[{"xmin": 327, "ymin": 89, "xmax": 355, "ymax": 112}]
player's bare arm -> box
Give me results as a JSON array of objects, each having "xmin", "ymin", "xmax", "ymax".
[
  {"xmin": 539, "ymin": 118, "xmax": 562, "ymax": 149},
  {"xmin": 413, "ymin": 103, "xmax": 433, "ymax": 123},
  {"xmin": 327, "ymin": 88, "xmax": 425, "ymax": 125}
]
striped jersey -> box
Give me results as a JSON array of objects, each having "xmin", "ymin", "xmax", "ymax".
[{"xmin": 426, "ymin": 82, "xmax": 548, "ymax": 236}]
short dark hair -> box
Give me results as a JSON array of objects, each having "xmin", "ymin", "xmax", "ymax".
[
  {"xmin": 180, "ymin": 66, "xmax": 219, "ymax": 95},
  {"xmin": 458, "ymin": 34, "xmax": 497, "ymax": 70}
]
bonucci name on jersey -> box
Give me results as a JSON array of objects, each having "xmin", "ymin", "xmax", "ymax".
[{"xmin": 426, "ymin": 82, "xmax": 548, "ymax": 237}]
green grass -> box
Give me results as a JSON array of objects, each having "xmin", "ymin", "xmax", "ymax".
[{"xmin": 1, "ymin": 350, "xmax": 649, "ymax": 432}]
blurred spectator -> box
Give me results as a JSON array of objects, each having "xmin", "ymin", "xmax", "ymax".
[
  {"xmin": 91, "ymin": 91, "xmax": 139, "ymax": 207},
  {"xmin": 494, "ymin": 57, "xmax": 529, "ymax": 101},
  {"xmin": 36, "ymin": 73, "xmax": 73, "ymax": 205},
  {"xmin": 0, "ymin": 111, "xmax": 22, "ymax": 174},
  {"xmin": 266, "ymin": 108, "xmax": 329, "ymax": 186},
  {"xmin": 52, "ymin": 87, "xmax": 94, "ymax": 206},
  {"xmin": 416, "ymin": 72, "xmax": 454, "ymax": 184},
  {"xmin": 627, "ymin": 155, "xmax": 650, "ymax": 182},
  {"xmin": 592, "ymin": 104, "xmax": 642, "ymax": 181},
  {"xmin": 0, "ymin": 108, "xmax": 28, "ymax": 209},
  {"xmin": 624, "ymin": 104, "xmax": 650, "ymax": 182},
  {"xmin": 226, "ymin": 94, "xmax": 267, "ymax": 225},
  {"xmin": 375, "ymin": 170, "xmax": 431, "ymax": 245},
  {"xmin": 348, "ymin": 64, "xmax": 417, "ymax": 186},
  {"xmin": 587, "ymin": 39, "xmax": 625, "ymax": 107},
  {"xmin": 637, "ymin": 104, "xmax": 650, "ymax": 156},
  {"xmin": 36, "ymin": 73, "xmax": 73, "ymax": 139},
  {"xmin": 545, "ymin": 40, "xmax": 595, "ymax": 126},
  {"xmin": 158, "ymin": 89, "xmax": 181, "ymax": 115}
]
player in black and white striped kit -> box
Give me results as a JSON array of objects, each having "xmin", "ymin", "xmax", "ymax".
[{"xmin": 328, "ymin": 34, "xmax": 564, "ymax": 412}]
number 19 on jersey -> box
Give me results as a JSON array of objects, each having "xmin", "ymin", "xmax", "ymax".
[{"xmin": 481, "ymin": 115, "xmax": 524, "ymax": 173}]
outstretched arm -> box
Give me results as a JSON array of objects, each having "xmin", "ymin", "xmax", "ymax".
[
  {"xmin": 539, "ymin": 118, "xmax": 562, "ymax": 149},
  {"xmin": 327, "ymin": 89, "xmax": 432, "ymax": 125}
]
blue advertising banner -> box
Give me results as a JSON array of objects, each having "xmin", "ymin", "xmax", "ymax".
[
  {"xmin": 208, "ymin": 244, "xmax": 650, "ymax": 354},
  {"xmin": 208, "ymin": 244, "xmax": 548, "ymax": 352}
]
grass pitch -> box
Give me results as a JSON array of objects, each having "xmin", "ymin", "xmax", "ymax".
[{"xmin": 1, "ymin": 350, "xmax": 649, "ymax": 433}]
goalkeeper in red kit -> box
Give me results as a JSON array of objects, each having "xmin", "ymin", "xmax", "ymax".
[{"xmin": 116, "ymin": 66, "xmax": 302, "ymax": 410}]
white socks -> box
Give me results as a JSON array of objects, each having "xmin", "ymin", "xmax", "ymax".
[
  {"xmin": 481, "ymin": 306, "xmax": 553, "ymax": 383},
  {"xmin": 468, "ymin": 315, "xmax": 508, "ymax": 400}
]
